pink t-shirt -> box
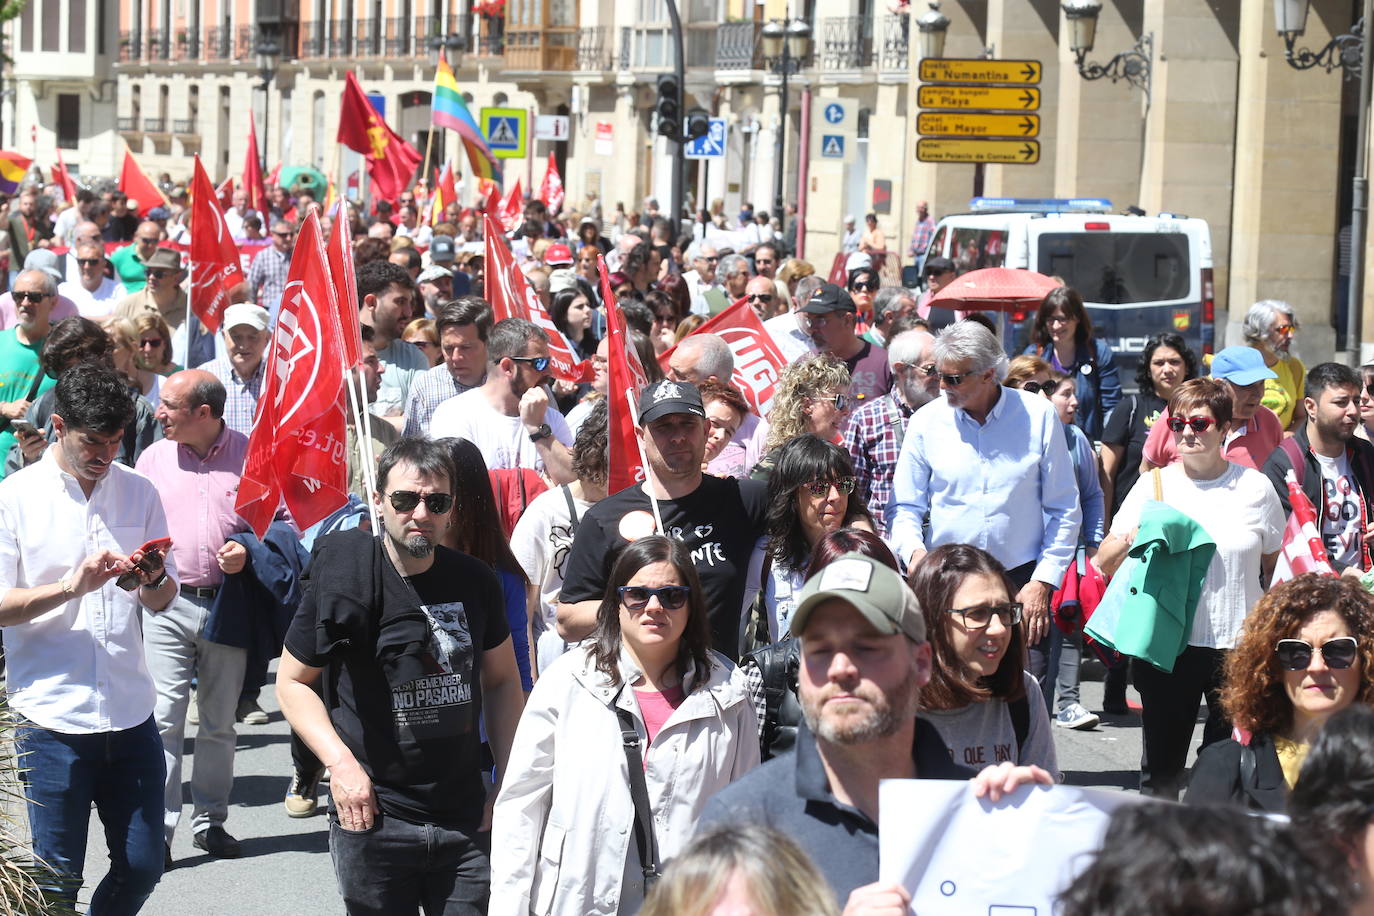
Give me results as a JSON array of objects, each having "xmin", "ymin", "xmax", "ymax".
[
  {"xmin": 634, "ymin": 684, "xmax": 686, "ymax": 755},
  {"xmin": 1142, "ymin": 404, "xmax": 1283, "ymax": 471}
]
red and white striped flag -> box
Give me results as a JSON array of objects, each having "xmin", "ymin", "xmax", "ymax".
[{"xmin": 1271, "ymin": 470, "xmax": 1336, "ymax": 586}]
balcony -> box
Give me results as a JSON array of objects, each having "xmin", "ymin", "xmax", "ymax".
[
  {"xmin": 819, "ymin": 16, "xmax": 872, "ymax": 71},
  {"xmin": 117, "ymin": 116, "xmax": 140, "ymax": 132},
  {"xmin": 715, "ymin": 21, "xmax": 761, "ymax": 70},
  {"xmin": 299, "ymin": 21, "xmax": 324, "ymax": 57},
  {"xmin": 142, "ymin": 117, "xmax": 167, "ymax": 133},
  {"xmin": 576, "ymin": 26, "xmax": 611, "ymax": 71},
  {"xmin": 879, "ymin": 14, "xmax": 908, "ymax": 72},
  {"xmin": 204, "ymin": 26, "xmax": 234, "ymax": 60},
  {"xmin": 476, "ymin": 29, "xmax": 505, "ymax": 58},
  {"xmin": 235, "ymin": 25, "xmax": 256, "ymax": 59},
  {"xmin": 173, "ymin": 29, "xmax": 201, "ymax": 60},
  {"xmin": 619, "ymin": 26, "xmax": 630, "ymax": 69},
  {"xmin": 145, "ymin": 29, "xmax": 169, "ymax": 60},
  {"xmin": 118, "ymin": 31, "xmax": 143, "ymax": 61},
  {"xmin": 355, "ymin": 19, "xmax": 383, "ymax": 56},
  {"xmin": 172, "ymin": 118, "xmax": 197, "ymax": 134}
]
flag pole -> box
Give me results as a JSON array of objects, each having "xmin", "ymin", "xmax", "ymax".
[
  {"xmin": 625, "ymin": 395, "xmax": 664, "ymax": 534},
  {"xmin": 347, "ymin": 373, "xmax": 382, "ymax": 534}
]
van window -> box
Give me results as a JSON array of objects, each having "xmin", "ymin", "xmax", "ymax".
[
  {"xmin": 1036, "ymin": 233, "xmax": 1190, "ymax": 304},
  {"xmin": 950, "ymin": 228, "xmax": 1006, "ymax": 273}
]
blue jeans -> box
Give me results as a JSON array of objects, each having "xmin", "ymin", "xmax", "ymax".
[
  {"xmin": 329, "ymin": 811, "xmax": 489, "ymax": 915},
  {"xmin": 17, "ymin": 714, "xmax": 166, "ymax": 915}
]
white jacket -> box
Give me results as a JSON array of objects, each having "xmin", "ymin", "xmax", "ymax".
[{"xmin": 489, "ymin": 645, "xmax": 760, "ymax": 916}]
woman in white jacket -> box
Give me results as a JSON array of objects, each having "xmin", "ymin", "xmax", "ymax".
[{"xmin": 490, "ymin": 535, "xmax": 760, "ymax": 916}]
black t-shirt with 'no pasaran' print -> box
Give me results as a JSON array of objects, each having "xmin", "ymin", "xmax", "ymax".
[{"xmin": 285, "ymin": 546, "xmax": 510, "ymax": 829}]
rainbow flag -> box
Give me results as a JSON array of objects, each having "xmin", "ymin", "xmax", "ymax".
[
  {"xmin": 431, "ymin": 58, "xmax": 502, "ymax": 185},
  {"xmin": 0, "ymin": 152, "xmax": 32, "ymax": 194}
]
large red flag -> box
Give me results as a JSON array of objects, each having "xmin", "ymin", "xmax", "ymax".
[
  {"xmin": 235, "ymin": 210, "xmax": 349, "ymax": 536},
  {"xmin": 336, "ymin": 71, "xmax": 422, "ymax": 205},
  {"xmin": 538, "ymin": 153, "xmax": 564, "ymax": 216},
  {"xmin": 118, "ymin": 149, "xmax": 167, "ymax": 216},
  {"xmin": 483, "ymin": 181, "xmax": 502, "ymax": 219},
  {"xmin": 501, "ymin": 179, "xmax": 523, "ymax": 233},
  {"xmin": 215, "ymin": 176, "xmax": 235, "ymax": 210},
  {"xmin": 602, "ymin": 254, "xmax": 650, "ymax": 494},
  {"xmin": 243, "ymin": 123, "xmax": 267, "ymax": 215},
  {"xmin": 482, "ymin": 213, "xmax": 591, "ymax": 383},
  {"xmin": 326, "ymin": 201, "xmax": 363, "ymax": 368},
  {"xmin": 51, "ymin": 149, "xmax": 77, "ymax": 204},
  {"xmin": 188, "ymin": 156, "xmax": 246, "ymax": 333},
  {"xmin": 656, "ymin": 299, "xmax": 789, "ymax": 416}
]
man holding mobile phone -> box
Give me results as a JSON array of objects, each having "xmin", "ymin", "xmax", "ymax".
[{"xmin": 0, "ymin": 362, "xmax": 177, "ymax": 913}]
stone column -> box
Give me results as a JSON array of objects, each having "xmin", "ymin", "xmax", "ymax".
[{"xmin": 983, "ymin": 0, "xmax": 1060, "ymax": 198}]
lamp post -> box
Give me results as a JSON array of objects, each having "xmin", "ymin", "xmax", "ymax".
[
  {"xmin": 760, "ymin": 18, "xmax": 812, "ymax": 221},
  {"xmin": 255, "ymin": 33, "xmax": 281, "ymax": 174},
  {"xmin": 1061, "ymin": 0, "xmax": 1153, "ymax": 103},
  {"xmin": 914, "ymin": 1, "xmax": 950, "ymax": 61},
  {"xmin": 429, "ymin": 31, "xmax": 464, "ymax": 67},
  {"xmin": 1274, "ymin": 0, "xmax": 1372, "ymax": 359}
]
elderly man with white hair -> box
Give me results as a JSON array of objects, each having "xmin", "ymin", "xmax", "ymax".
[
  {"xmin": 683, "ymin": 242, "xmax": 723, "ymax": 315},
  {"xmin": 1242, "ymin": 299, "xmax": 1306, "ymax": 432},
  {"xmin": 666, "ymin": 332, "xmax": 770, "ymax": 479},
  {"xmin": 888, "ymin": 320, "xmax": 1080, "ymax": 647},
  {"xmin": 717, "ymin": 254, "xmax": 751, "ymax": 302}
]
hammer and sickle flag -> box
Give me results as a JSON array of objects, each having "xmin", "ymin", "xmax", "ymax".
[{"xmin": 336, "ymin": 71, "xmax": 422, "ymax": 206}]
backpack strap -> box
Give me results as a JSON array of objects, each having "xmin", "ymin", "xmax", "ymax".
[
  {"xmin": 1239, "ymin": 743, "xmax": 1257, "ymax": 790},
  {"xmin": 561, "ymin": 484, "xmax": 580, "ymax": 534},
  {"xmin": 1009, "ymin": 693, "xmax": 1030, "ymax": 755},
  {"xmin": 611, "ymin": 686, "xmax": 661, "ymax": 888},
  {"xmin": 1280, "ymin": 436, "xmax": 1307, "ymax": 489}
]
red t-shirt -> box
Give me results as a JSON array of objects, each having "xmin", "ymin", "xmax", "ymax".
[
  {"xmin": 634, "ymin": 684, "xmax": 686, "ymax": 757},
  {"xmin": 1142, "ymin": 404, "xmax": 1283, "ymax": 471}
]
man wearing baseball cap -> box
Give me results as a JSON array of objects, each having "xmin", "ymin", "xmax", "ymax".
[
  {"xmin": 698, "ymin": 552, "xmax": 1051, "ymax": 908},
  {"xmin": 557, "ymin": 379, "xmax": 769, "ymax": 660},
  {"xmin": 196, "ymin": 303, "xmax": 270, "ymax": 437},
  {"xmin": 801, "ymin": 282, "xmax": 893, "ymax": 404},
  {"xmin": 1141, "ymin": 345, "xmax": 1282, "ymax": 471}
]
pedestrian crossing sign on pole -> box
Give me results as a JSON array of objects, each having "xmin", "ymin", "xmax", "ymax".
[
  {"xmin": 821, "ymin": 135, "xmax": 845, "ymax": 158},
  {"xmin": 480, "ymin": 107, "xmax": 528, "ymax": 159}
]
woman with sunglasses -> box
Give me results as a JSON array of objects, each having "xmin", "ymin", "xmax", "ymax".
[
  {"xmin": 491, "ymin": 535, "xmax": 760, "ymax": 915},
  {"xmin": 846, "ymin": 267, "xmax": 879, "ymax": 326},
  {"xmin": 1098, "ymin": 377, "xmax": 1285, "ymax": 799},
  {"xmin": 908, "ymin": 543, "xmax": 1060, "ymax": 777},
  {"xmin": 107, "ymin": 316, "xmax": 167, "ymax": 408},
  {"xmin": 1186, "ymin": 574, "xmax": 1374, "ymax": 812},
  {"xmin": 749, "ymin": 354, "xmax": 852, "ymax": 481},
  {"xmin": 402, "ymin": 317, "xmax": 442, "ymax": 368},
  {"xmin": 1023, "ymin": 286, "xmax": 1121, "ymax": 440}
]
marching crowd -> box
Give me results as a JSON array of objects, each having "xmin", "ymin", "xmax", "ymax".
[{"xmin": 1, "ymin": 175, "xmax": 1374, "ymax": 916}]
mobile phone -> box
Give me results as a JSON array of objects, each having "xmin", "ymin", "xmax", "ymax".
[
  {"xmin": 116, "ymin": 537, "xmax": 173, "ymax": 591},
  {"xmin": 11, "ymin": 420, "xmax": 35, "ymax": 436}
]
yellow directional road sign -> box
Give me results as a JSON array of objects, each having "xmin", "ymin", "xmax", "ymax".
[
  {"xmin": 916, "ymin": 138, "xmax": 1041, "ymax": 165},
  {"xmin": 917, "ymin": 112, "xmax": 1040, "ymax": 138},
  {"xmin": 919, "ymin": 59, "xmax": 1042, "ymax": 84},
  {"xmin": 918, "ymin": 85, "xmax": 1041, "ymax": 111}
]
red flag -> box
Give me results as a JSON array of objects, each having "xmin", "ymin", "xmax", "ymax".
[
  {"xmin": 326, "ymin": 201, "xmax": 363, "ymax": 368},
  {"xmin": 501, "ymin": 179, "xmax": 523, "ymax": 233},
  {"xmin": 188, "ymin": 156, "xmax": 246, "ymax": 333},
  {"xmin": 215, "ymin": 176, "xmax": 235, "ymax": 210},
  {"xmin": 51, "ymin": 149, "xmax": 77, "ymax": 203},
  {"xmin": 266, "ymin": 162, "xmax": 282, "ymax": 192},
  {"xmin": 429, "ymin": 161, "xmax": 457, "ymax": 225},
  {"xmin": 243, "ymin": 123, "xmax": 268, "ymax": 215},
  {"xmin": 336, "ymin": 71, "xmax": 422, "ymax": 205},
  {"xmin": 602, "ymin": 254, "xmax": 650, "ymax": 494},
  {"xmin": 1271, "ymin": 470, "xmax": 1338, "ymax": 586},
  {"xmin": 118, "ymin": 149, "xmax": 167, "ymax": 216},
  {"xmin": 657, "ymin": 299, "xmax": 789, "ymax": 416},
  {"xmin": 235, "ymin": 211, "xmax": 349, "ymax": 535},
  {"xmin": 538, "ymin": 153, "xmax": 564, "ymax": 216},
  {"xmin": 484, "ymin": 181, "xmax": 502, "ymax": 218}
]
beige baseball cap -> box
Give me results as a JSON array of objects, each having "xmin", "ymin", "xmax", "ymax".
[{"xmin": 790, "ymin": 553, "xmax": 926, "ymax": 643}]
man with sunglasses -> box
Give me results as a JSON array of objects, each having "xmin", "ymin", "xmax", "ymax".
[
  {"xmin": 800, "ymin": 283, "xmax": 893, "ymax": 404},
  {"xmin": 1262, "ymin": 362, "xmax": 1374, "ymax": 578},
  {"xmin": 109, "ymin": 220, "xmax": 165, "ymax": 293},
  {"xmin": 0, "ymin": 270, "xmax": 60, "ymax": 479},
  {"xmin": 428, "ymin": 317, "xmax": 575, "ymax": 484},
  {"xmin": 278, "ymin": 438, "xmax": 525, "ymax": 914},
  {"xmin": 114, "ymin": 248, "xmax": 188, "ymax": 332},
  {"xmin": 743, "ymin": 274, "xmax": 778, "ymax": 320},
  {"xmin": 58, "ymin": 241, "xmax": 125, "ymax": 319},
  {"xmin": 247, "ymin": 219, "xmax": 295, "ymax": 318}
]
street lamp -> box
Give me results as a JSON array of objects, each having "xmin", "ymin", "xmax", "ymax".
[
  {"xmin": 255, "ymin": 33, "xmax": 281, "ymax": 174},
  {"xmin": 429, "ymin": 32, "xmax": 464, "ymax": 68},
  {"xmin": 759, "ymin": 17, "xmax": 812, "ymax": 221},
  {"xmin": 1061, "ymin": 0, "xmax": 1153, "ymax": 103},
  {"xmin": 914, "ymin": 2, "xmax": 950, "ymax": 60}
]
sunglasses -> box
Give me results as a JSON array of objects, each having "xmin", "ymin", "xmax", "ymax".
[
  {"xmin": 814, "ymin": 393, "xmax": 851, "ymax": 411},
  {"xmin": 746, "ymin": 293, "xmax": 774, "ymax": 303},
  {"xmin": 385, "ymin": 490, "xmax": 454, "ymax": 514},
  {"xmin": 271, "ymin": 231, "xmax": 294, "ymax": 238},
  {"xmin": 135, "ymin": 236, "xmax": 160, "ymax": 244},
  {"xmin": 76, "ymin": 257, "xmax": 103, "ymax": 267},
  {"xmin": 12, "ymin": 291, "xmax": 48, "ymax": 303},
  {"xmin": 618, "ymin": 585, "xmax": 692, "ymax": 610},
  {"xmin": 145, "ymin": 269, "xmax": 170, "ymax": 280},
  {"xmin": 915, "ymin": 363, "xmax": 939, "ymax": 378},
  {"xmin": 138, "ymin": 338, "xmax": 165, "ymax": 349},
  {"xmin": 1020, "ymin": 381, "xmax": 1054, "ymax": 396},
  {"xmin": 510, "ymin": 355, "xmax": 551, "ymax": 372},
  {"xmin": 1166, "ymin": 416, "xmax": 1216, "ymax": 434},
  {"xmin": 940, "ymin": 370, "xmax": 981, "ymax": 387},
  {"xmin": 947, "ymin": 602, "xmax": 1024, "ymax": 630},
  {"xmin": 410, "ymin": 339, "xmax": 438, "ymax": 350},
  {"xmin": 1275, "ymin": 636, "xmax": 1359, "ymax": 671},
  {"xmin": 850, "ymin": 280, "xmax": 879, "ymax": 292},
  {"xmin": 803, "ymin": 477, "xmax": 857, "ymax": 497}
]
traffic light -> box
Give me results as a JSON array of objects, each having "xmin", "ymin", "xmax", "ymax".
[
  {"xmin": 685, "ymin": 107, "xmax": 710, "ymax": 141},
  {"xmin": 656, "ymin": 74, "xmax": 680, "ymax": 142}
]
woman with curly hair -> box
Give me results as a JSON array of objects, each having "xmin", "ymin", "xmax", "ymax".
[
  {"xmin": 1184, "ymin": 574, "xmax": 1374, "ymax": 812},
  {"xmin": 748, "ymin": 353, "xmax": 851, "ymax": 481}
]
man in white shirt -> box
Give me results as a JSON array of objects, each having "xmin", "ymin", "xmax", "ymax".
[
  {"xmin": 428, "ymin": 317, "xmax": 576, "ymax": 483},
  {"xmin": 59, "ymin": 241, "xmax": 127, "ymax": 319},
  {"xmin": 0, "ymin": 362, "xmax": 179, "ymax": 910},
  {"xmin": 222, "ymin": 189, "xmax": 261, "ymax": 241}
]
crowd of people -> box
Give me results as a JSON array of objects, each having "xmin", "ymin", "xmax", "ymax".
[{"xmin": 1, "ymin": 173, "xmax": 1374, "ymax": 916}]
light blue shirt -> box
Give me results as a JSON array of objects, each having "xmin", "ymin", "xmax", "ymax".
[
  {"xmin": 887, "ymin": 386, "xmax": 1081, "ymax": 586},
  {"xmin": 1065, "ymin": 421, "xmax": 1105, "ymax": 547}
]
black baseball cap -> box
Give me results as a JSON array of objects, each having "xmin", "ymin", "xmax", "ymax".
[
  {"xmin": 800, "ymin": 282, "xmax": 857, "ymax": 315},
  {"xmin": 924, "ymin": 256, "xmax": 956, "ymax": 276},
  {"xmin": 637, "ymin": 380, "xmax": 706, "ymax": 425}
]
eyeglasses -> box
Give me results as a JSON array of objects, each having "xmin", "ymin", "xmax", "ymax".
[
  {"xmin": 746, "ymin": 293, "xmax": 774, "ymax": 303},
  {"xmin": 699, "ymin": 256, "xmax": 720, "ymax": 263},
  {"xmin": 914, "ymin": 363, "xmax": 939, "ymax": 378},
  {"xmin": 138, "ymin": 338, "xmax": 165, "ymax": 349},
  {"xmin": 1047, "ymin": 314, "xmax": 1074, "ymax": 326},
  {"xmin": 850, "ymin": 280, "xmax": 879, "ymax": 292},
  {"xmin": 947, "ymin": 602, "xmax": 1024, "ymax": 630},
  {"xmin": 940, "ymin": 370, "xmax": 982, "ymax": 387},
  {"xmin": 76, "ymin": 257, "xmax": 102, "ymax": 267},
  {"xmin": 814, "ymin": 393, "xmax": 851, "ymax": 411},
  {"xmin": 510, "ymin": 355, "xmax": 551, "ymax": 372},
  {"xmin": 1275, "ymin": 636, "xmax": 1359, "ymax": 671},
  {"xmin": 12, "ymin": 291, "xmax": 48, "ymax": 303},
  {"xmin": 385, "ymin": 490, "xmax": 455, "ymax": 514},
  {"xmin": 1166, "ymin": 416, "xmax": 1216, "ymax": 434},
  {"xmin": 618, "ymin": 585, "xmax": 692, "ymax": 610},
  {"xmin": 145, "ymin": 270, "xmax": 170, "ymax": 280},
  {"xmin": 803, "ymin": 477, "xmax": 857, "ymax": 497},
  {"xmin": 1020, "ymin": 381, "xmax": 1054, "ymax": 396},
  {"xmin": 135, "ymin": 236, "xmax": 160, "ymax": 244},
  {"xmin": 271, "ymin": 231, "xmax": 294, "ymax": 239},
  {"xmin": 409, "ymin": 339, "xmax": 438, "ymax": 350}
]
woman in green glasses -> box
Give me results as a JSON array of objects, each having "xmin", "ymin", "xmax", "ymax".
[
  {"xmin": 1185, "ymin": 574, "xmax": 1374, "ymax": 812},
  {"xmin": 749, "ymin": 353, "xmax": 852, "ymax": 481},
  {"xmin": 756, "ymin": 435, "xmax": 875, "ymax": 644},
  {"xmin": 491, "ymin": 534, "xmax": 759, "ymax": 915},
  {"xmin": 909, "ymin": 543, "xmax": 1060, "ymax": 778}
]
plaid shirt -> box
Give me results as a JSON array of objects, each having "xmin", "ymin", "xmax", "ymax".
[
  {"xmin": 841, "ymin": 390, "xmax": 916, "ymax": 536},
  {"xmin": 198, "ymin": 356, "xmax": 265, "ymax": 436},
  {"xmin": 908, "ymin": 216, "xmax": 936, "ymax": 258},
  {"xmin": 247, "ymin": 245, "xmax": 291, "ymax": 313},
  {"xmin": 403, "ymin": 363, "xmax": 482, "ymax": 438}
]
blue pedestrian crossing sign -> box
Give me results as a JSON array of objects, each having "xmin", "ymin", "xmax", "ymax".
[
  {"xmin": 479, "ymin": 107, "xmax": 528, "ymax": 159},
  {"xmin": 821, "ymin": 135, "xmax": 845, "ymax": 158},
  {"xmin": 824, "ymin": 103, "xmax": 845, "ymax": 125},
  {"xmin": 684, "ymin": 118, "xmax": 728, "ymax": 160}
]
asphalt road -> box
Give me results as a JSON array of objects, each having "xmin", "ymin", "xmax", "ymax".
[{"xmin": 62, "ymin": 664, "xmax": 1207, "ymax": 915}]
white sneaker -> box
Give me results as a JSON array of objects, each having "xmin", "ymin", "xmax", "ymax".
[
  {"xmin": 1055, "ymin": 703, "xmax": 1099, "ymax": 730},
  {"xmin": 186, "ymin": 692, "xmax": 199, "ymax": 726}
]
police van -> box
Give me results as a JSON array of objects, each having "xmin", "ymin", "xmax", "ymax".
[{"xmin": 916, "ymin": 198, "xmax": 1215, "ymax": 383}]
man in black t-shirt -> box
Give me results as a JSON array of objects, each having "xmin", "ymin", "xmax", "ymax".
[
  {"xmin": 557, "ymin": 380, "xmax": 768, "ymax": 660},
  {"xmin": 277, "ymin": 438, "xmax": 525, "ymax": 916}
]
